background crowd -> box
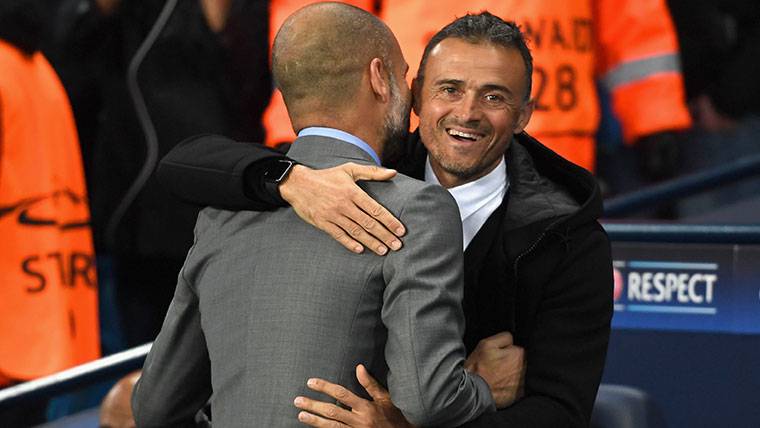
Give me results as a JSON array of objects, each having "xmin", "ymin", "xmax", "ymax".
[{"xmin": 0, "ymin": 0, "xmax": 758, "ymax": 425}]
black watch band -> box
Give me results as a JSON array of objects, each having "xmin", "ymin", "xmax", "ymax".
[{"xmin": 263, "ymin": 159, "xmax": 298, "ymax": 205}]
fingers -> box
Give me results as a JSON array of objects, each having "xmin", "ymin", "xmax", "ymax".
[
  {"xmin": 478, "ymin": 331, "xmax": 514, "ymax": 349},
  {"xmin": 356, "ymin": 364, "xmax": 390, "ymax": 401},
  {"xmin": 331, "ymin": 213, "xmax": 389, "ymax": 256},
  {"xmin": 352, "ymin": 191, "xmax": 406, "ymax": 241},
  {"xmin": 320, "ymin": 203, "xmax": 403, "ymax": 256},
  {"xmin": 505, "ymin": 344, "xmax": 525, "ymax": 357},
  {"xmin": 284, "ymin": 163, "xmax": 405, "ymax": 256},
  {"xmin": 346, "ymin": 203, "xmax": 402, "ymax": 253},
  {"xmin": 342, "ymin": 163, "xmax": 406, "ymax": 240},
  {"xmin": 297, "ymin": 411, "xmax": 350, "ymax": 427},
  {"xmin": 344, "ymin": 163, "xmax": 398, "ymax": 182},
  {"xmin": 306, "ymin": 378, "xmax": 366, "ymax": 409},
  {"xmin": 466, "ymin": 332, "xmax": 518, "ymax": 372},
  {"xmin": 463, "ymin": 358, "xmax": 476, "ymax": 372},
  {"xmin": 294, "ymin": 396, "xmax": 353, "ymax": 427},
  {"xmin": 504, "ymin": 345, "xmax": 526, "ymax": 369},
  {"xmin": 320, "ymin": 221, "xmax": 367, "ymax": 254}
]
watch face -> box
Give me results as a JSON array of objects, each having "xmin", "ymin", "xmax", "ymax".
[{"xmin": 265, "ymin": 160, "xmax": 294, "ymax": 183}]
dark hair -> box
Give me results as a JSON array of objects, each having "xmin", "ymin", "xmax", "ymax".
[{"xmin": 417, "ymin": 12, "xmax": 533, "ymax": 102}]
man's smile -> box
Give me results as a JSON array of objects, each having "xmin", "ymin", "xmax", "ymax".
[{"xmin": 444, "ymin": 126, "xmax": 488, "ymax": 145}]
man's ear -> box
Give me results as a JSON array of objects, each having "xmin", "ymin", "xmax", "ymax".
[
  {"xmin": 411, "ymin": 77, "xmax": 421, "ymax": 116},
  {"xmin": 369, "ymin": 58, "xmax": 390, "ymax": 103},
  {"xmin": 514, "ymin": 99, "xmax": 535, "ymax": 134}
]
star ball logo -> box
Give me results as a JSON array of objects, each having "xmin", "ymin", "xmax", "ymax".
[
  {"xmin": 0, "ymin": 189, "xmax": 90, "ymax": 229},
  {"xmin": 613, "ymin": 268, "xmax": 624, "ymax": 302},
  {"xmin": 1, "ymin": 189, "xmax": 95, "ymax": 294}
]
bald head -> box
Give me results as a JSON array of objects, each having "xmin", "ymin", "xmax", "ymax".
[
  {"xmin": 101, "ymin": 371, "xmax": 140, "ymax": 428},
  {"xmin": 272, "ymin": 2, "xmax": 397, "ymax": 118}
]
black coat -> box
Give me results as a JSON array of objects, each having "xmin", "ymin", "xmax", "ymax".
[
  {"xmin": 158, "ymin": 131, "xmax": 613, "ymax": 427},
  {"xmin": 395, "ymin": 131, "xmax": 613, "ymax": 427}
]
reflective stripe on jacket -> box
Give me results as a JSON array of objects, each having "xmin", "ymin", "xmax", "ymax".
[
  {"xmin": 264, "ymin": 0, "xmax": 691, "ymax": 170},
  {"xmin": 386, "ymin": 0, "xmax": 691, "ymax": 171},
  {"xmin": 594, "ymin": 0, "xmax": 692, "ymax": 145}
]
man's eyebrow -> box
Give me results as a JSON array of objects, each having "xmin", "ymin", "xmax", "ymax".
[
  {"xmin": 433, "ymin": 78, "xmax": 464, "ymax": 87},
  {"xmin": 433, "ymin": 79, "xmax": 516, "ymax": 97},
  {"xmin": 481, "ymin": 83, "xmax": 514, "ymax": 96}
]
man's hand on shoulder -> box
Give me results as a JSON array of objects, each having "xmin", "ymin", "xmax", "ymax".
[
  {"xmin": 280, "ymin": 163, "xmax": 406, "ymax": 256},
  {"xmin": 464, "ymin": 332, "xmax": 526, "ymax": 408}
]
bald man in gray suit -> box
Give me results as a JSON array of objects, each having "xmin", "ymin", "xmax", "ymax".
[{"xmin": 132, "ymin": 3, "xmax": 499, "ymax": 427}]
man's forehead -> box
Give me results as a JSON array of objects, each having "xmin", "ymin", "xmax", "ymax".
[
  {"xmin": 424, "ymin": 38, "xmax": 526, "ymax": 89},
  {"xmin": 430, "ymin": 38, "xmax": 522, "ymax": 67}
]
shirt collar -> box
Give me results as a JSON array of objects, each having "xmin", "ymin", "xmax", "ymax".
[
  {"xmin": 425, "ymin": 156, "xmax": 508, "ymax": 221},
  {"xmin": 297, "ymin": 127, "xmax": 381, "ymax": 166}
]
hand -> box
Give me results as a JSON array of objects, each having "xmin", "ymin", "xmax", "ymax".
[
  {"xmin": 294, "ymin": 364, "xmax": 414, "ymax": 428},
  {"xmin": 464, "ymin": 332, "xmax": 526, "ymax": 408},
  {"xmin": 280, "ymin": 163, "xmax": 406, "ymax": 256}
]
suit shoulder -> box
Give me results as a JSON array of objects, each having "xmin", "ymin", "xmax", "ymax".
[
  {"xmin": 195, "ymin": 206, "xmax": 230, "ymax": 234},
  {"xmin": 193, "ymin": 206, "xmax": 264, "ymax": 243},
  {"xmin": 392, "ymin": 173, "xmax": 456, "ymax": 204},
  {"xmin": 363, "ymin": 173, "xmax": 458, "ymax": 218}
]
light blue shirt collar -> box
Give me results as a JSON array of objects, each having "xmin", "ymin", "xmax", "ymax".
[{"xmin": 297, "ymin": 127, "xmax": 381, "ymax": 166}]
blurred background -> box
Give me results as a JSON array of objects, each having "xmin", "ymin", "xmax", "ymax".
[{"xmin": 0, "ymin": 0, "xmax": 758, "ymax": 426}]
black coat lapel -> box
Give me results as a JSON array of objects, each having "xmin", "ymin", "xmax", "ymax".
[{"xmin": 461, "ymin": 189, "xmax": 515, "ymax": 352}]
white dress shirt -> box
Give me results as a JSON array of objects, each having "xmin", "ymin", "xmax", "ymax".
[{"xmin": 425, "ymin": 156, "xmax": 508, "ymax": 250}]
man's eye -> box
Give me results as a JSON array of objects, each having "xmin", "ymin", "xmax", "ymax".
[
  {"xmin": 485, "ymin": 94, "xmax": 504, "ymax": 103},
  {"xmin": 441, "ymin": 87, "xmax": 457, "ymax": 94}
]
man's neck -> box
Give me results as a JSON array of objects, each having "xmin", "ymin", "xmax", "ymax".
[
  {"xmin": 298, "ymin": 127, "xmax": 382, "ymax": 165},
  {"xmin": 292, "ymin": 100, "xmax": 384, "ymax": 152},
  {"xmin": 425, "ymin": 155, "xmax": 507, "ymax": 190}
]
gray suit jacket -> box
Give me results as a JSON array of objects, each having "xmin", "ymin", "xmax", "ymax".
[{"xmin": 132, "ymin": 135, "xmax": 494, "ymax": 427}]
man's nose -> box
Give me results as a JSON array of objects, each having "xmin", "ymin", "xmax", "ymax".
[{"xmin": 452, "ymin": 93, "xmax": 483, "ymax": 123}]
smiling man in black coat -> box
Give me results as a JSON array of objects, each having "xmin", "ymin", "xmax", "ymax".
[{"xmin": 157, "ymin": 12, "xmax": 613, "ymax": 428}]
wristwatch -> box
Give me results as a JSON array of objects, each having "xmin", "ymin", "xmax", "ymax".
[
  {"xmin": 264, "ymin": 159, "xmax": 298, "ymax": 183},
  {"xmin": 262, "ymin": 159, "xmax": 298, "ymax": 204}
]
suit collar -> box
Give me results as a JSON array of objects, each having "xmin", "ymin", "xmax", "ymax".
[
  {"xmin": 298, "ymin": 127, "xmax": 381, "ymax": 165},
  {"xmin": 286, "ymin": 135, "xmax": 377, "ymax": 169}
]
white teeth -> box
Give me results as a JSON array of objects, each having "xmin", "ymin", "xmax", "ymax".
[{"xmin": 447, "ymin": 129, "xmax": 479, "ymax": 140}]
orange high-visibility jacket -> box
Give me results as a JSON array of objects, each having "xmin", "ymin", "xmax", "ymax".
[
  {"xmin": 383, "ymin": 0, "xmax": 692, "ymax": 171},
  {"xmin": 264, "ymin": 0, "xmax": 691, "ymax": 171},
  {"xmin": 262, "ymin": 0, "xmax": 377, "ymax": 146},
  {"xmin": 0, "ymin": 40, "xmax": 100, "ymax": 384}
]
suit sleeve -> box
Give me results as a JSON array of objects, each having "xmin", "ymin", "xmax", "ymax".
[
  {"xmin": 382, "ymin": 184, "xmax": 495, "ymax": 427},
  {"xmin": 156, "ymin": 134, "xmax": 289, "ymax": 210},
  {"xmin": 462, "ymin": 222, "xmax": 613, "ymax": 427},
  {"xmin": 132, "ymin": 240, "xmax": 212, "ymax": 427}
]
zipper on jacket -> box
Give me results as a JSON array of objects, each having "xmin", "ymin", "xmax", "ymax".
[{"xmin": 511, "ymin": 218, "xmax": 564, "ymax": 281}]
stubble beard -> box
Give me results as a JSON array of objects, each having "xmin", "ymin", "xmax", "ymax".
[
  {"xmin": 381, "ymin": 77, "xmax": 411, "ymax": 164},
  {"xmin": 425, "ymin": 121, "xmax": 498, "ymax": 183}
]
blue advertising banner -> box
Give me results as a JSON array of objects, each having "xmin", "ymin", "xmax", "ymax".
[{"xmin": 611, "ymin": 243, "xmax": 760, "ymax": 334}]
